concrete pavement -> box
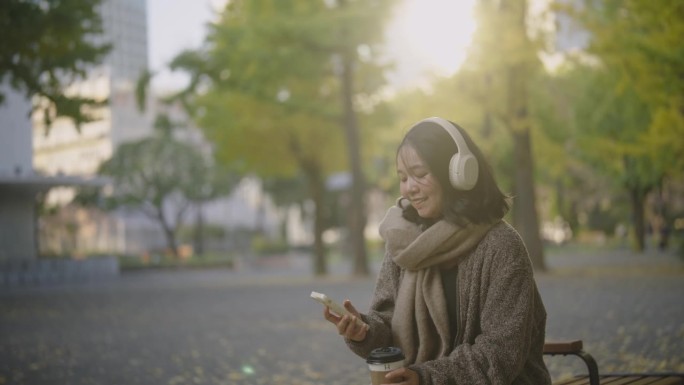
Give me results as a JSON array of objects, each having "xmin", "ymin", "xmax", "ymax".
[{"xmin": 1, "ymin": 247, "xmax": 682, "ymax": 384}]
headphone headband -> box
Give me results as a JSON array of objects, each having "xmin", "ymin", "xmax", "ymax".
[
  {"xmin": 413, "ymin": 117, "xmax": 479, "ymax": 190},
  {"xmin": 421, "ymin": 117, "xmax": 474, "ymax": 158}
]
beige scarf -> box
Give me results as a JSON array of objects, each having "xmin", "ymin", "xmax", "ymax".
[{"xmin": 378, "ymin": 201, "xmax": 495, "ymax": 364}]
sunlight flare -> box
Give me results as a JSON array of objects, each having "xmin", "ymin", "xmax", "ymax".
[{"xmin": 387, "ymin": 0, "xmax": 477, "ymax": 79}]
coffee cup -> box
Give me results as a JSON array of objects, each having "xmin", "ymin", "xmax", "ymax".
[{"xmin": 366, "ymin": 346, "xmax": 405, "ymax": 385}]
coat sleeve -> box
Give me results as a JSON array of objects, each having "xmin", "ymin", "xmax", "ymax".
[
  {"xmin": 411, "ymin": 232, "xmax": 540, "ymax": 385},
  {"xmin": 345, "ymin": 251, "xmax": 402, "ymax": 359}
]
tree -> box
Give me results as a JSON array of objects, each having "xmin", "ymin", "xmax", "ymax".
[
  {"xmin": 553, "ymin": 65, "xmax": 657, "ymax": 251},
  {"xmin": 559, "ymin": 0, "xmax": 684, "ymax": 172},
  {"xmin": 555, "ymin": 0, "xmax": 684, "ymax": 250},
  {"xmin": 183, "ymin": 0, "xmax": 394, "ymax": 275},
  {"xmin": 95, "ymin": 118, "xmax": 220, "ymax": 258},
  {"xmin": 135, "ymin": 70, "xmax": 239, "ymax": 258},
  {"xmin": 528, "ymin": 69, "xmax": 597, "ymax": 236},
  {"xmin": 329, "ymin": 0, "xmax": 394, "ymax": 276},
  {"xmin": 196, "ymin": 0, "xmax": 343, "ymax": 273},
  {"xmin": 184, "ymin": 161, "xmax": 239, "ymax": 257},
  {"xmin": 0, "ymin": 0, "xmax": 111, "ymax": 129},
  {"xmin": 459, "ymin": 0, "xmax": 547, "ymax": 270},
  {"xmin": 261, "ymin": 175, "xmax": 309, "ymax": 243}
]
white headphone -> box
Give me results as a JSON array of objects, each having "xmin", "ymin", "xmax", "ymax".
[{"xmin": 419, "ymin": 117, "xmax": 479, "ymax": 190}]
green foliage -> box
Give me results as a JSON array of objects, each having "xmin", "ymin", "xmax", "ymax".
[
  {"xmin": 118, "ymin": 253, "xmax": 234, "ymax": 271},
  {"xmin": 201, "ymin": 1, "xmax": 337, "ymax": 174},
  {"xmin": 172, "ymin": 0, "xmax": 396, "ymax": 274},
  {"xmin": 577, "ymin": 1, "xmax": 684, "ymax": 104},
  {"xmin": 96, "ymin": 126, "xmax": 238, "ymax": 212},
  {"xmin": 555, "ymin": 65, "xmax": 657, "ymax": 186},
  {"xmin": 99, "ymin": 134, "xmax": 208, "ymax": 211},
  {"xmin": 251, "ymin": 235, "xmax": 289, "ymax": 256},
  {"xmin": 135, "ymin": 68, "xmax": 154, "ymax": 112},
  {"xmin": 586, "ymin": 203, "xmax": 622, "ymax": 236},
  {"xmin": 461, "ymin": 0, "xmax": 545, "ymax": 133},
  {"xmin": 565, "ymin": 0, "xmax": 684, "ymax": 175},
  {"xmin": 530, "ymin": 0, "xmax": 684, "ymax": 251},
  {"xmin": 535, "ymin": 63, "xmax": 653, "ymax": 233},
  {"xmin": 178, "ymin": 224, "xmax": 227, "ymax": 242},
  {"xmin": 181, "ymin": 0, "xmax": 394, "ymax": 178},
  {"xmin": 0, "ymin": 0, "xmax": 111, "ymax": 130},
  {"xmin": 261, "ymin": 175, "xmax": 308, "ymax": 208}
]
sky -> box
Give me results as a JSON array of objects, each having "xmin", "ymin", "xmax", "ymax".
[
  {"xmin": 147, "ymin": 0, "xmax": 224, "ymax": 92},
  {"xmin": 146, "ymin": 0, "xmax": 477, "ymax": 93}
]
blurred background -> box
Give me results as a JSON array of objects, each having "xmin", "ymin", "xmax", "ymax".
[
  {"xmin": 0, "ymin": 0, "xmax": 683, "ymax": 384},
  {"xmin": 1, "ymin": 0, "xmax": 682, "ymax": 276}
]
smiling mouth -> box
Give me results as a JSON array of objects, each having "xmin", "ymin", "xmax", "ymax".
[{"xmin": 411, "ymin": 197, "xmax": 426, "ymax": 206}]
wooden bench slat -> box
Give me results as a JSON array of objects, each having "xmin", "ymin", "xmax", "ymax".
[
  {"xmin": 546, "ymin": 340, "xmax": 683, "ymax": 385},
  {"xmin": 660, "ymin": 377, "xmax": 684, "ymax": 385},
  {"xmin": 601, "ymin": 376, "xmax": 684, "ymax": 385},
  {"xmin": 654, "ymin": 377, "xmax": 684, "ymax": 385},
  {"xmin": 604, "ymin": 376, "xmax": 649, "ymax": 384},
  {"xmin": 626, "ymin": 377, "xmax": 684, "ymax": 385},
  {"xmin": 553, "ymin": 377, "xmax": 592, "ymax": 385},
  {"xmin": 553, "ymin": 376, "xmax": 684, "ymax": 385},
  {"xmin": 629, "ymin": 377, "xmax": 665, "ymax": 385},
  {"xmin": 544, "ymin": 340, "xmax": 584, "ymax": 354}
]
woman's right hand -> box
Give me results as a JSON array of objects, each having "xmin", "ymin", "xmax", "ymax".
[{"xmin": 323, "ymin": 299, "xmax": 369, "ymax": 342}]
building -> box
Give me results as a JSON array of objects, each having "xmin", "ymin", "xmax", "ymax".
[
  {"xmin": 0, "ymin": 1, "xmax": 137, "ymax": 284},
  {"xmin": 0, "ymin": 78, "xmax": 116, "ymax": 286},
  {"xmin": 30, "ymin": 0, "xmax": 160, "ymax": 256},
  {"xmin": 33, "ymin": 0, "xmax": 152, "ymax": 205}
]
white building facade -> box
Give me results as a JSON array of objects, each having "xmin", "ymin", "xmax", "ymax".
[
  {"xmin": 30, "ymin": 0, "xmax": 156, "ymax": 256},
  {"xmin": 33, "ymin": 0, "xmax": 152, "ymax": 196}
]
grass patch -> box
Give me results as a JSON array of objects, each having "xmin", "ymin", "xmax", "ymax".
[{"xmin": 118, "ymin": 253, "xmax": 234, "ymax": 271}]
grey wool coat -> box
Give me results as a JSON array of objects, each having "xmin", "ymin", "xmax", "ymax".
[{"xmin": 346, "ymin": 221, "xmax": 552, "ymax": 385}]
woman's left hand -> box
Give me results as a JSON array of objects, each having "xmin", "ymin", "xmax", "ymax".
[{"xmin": 383, "ymin": 367, "xmax": 419, "ymax": 385}]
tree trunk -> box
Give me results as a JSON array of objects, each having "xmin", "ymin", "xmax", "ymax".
[
  {"xmin": 556, "ymin": 178, "xmax": 579, "ymax": 236},
  {"xmin": 512, "ymin": 130, "xmax": 546, "ymax": 271},
  {"xmin": 502, "ymin": 0, "xmax": 546, "ymax": 271},
  {"xmin": 306, "ymin": 164, "xmax": 328, "ymax": 275},
  {"xmin": 340, "ymin": 50, "xmax": 369, "ymax": 276},
  {"xmin": 157, "ymin": 206, "xmax": 179, "ymax": 258},
  {"xmin": 193, "ymin": 202, "xmax": 204, "ymax": 257},
  {"xmin": 654, "ymin": 182, "xmax": 670, "ymax": 251},
  {"xmin": 506, "ymin": 72, "xmax": 546, "ymax": 270},
  {"xmin": 629, "ymin": 186, "xmax": 646, "ymax": 252}
]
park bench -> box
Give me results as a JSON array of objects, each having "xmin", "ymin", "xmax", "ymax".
[{"xmin": 544, "ymin": 340, "xmax": 684, "ymax": 385}]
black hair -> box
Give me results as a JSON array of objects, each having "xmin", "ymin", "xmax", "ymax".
[{"xmin": 397, "ymin": 119, "xmax": 510, "ymax": 227}]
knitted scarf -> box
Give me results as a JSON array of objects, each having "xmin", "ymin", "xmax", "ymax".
[{"xmin": 378, "ymin": 201, "xmax": 495, "ymax": 365}]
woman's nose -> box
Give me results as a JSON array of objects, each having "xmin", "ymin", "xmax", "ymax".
[{"xmin": 406, "ymin": 177, "xmax": 419, "ymax": 192}]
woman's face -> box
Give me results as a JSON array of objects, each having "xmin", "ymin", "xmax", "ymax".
[{"xmin": 397, "ymin": 144, "xmax": 444, "ymax": 219}]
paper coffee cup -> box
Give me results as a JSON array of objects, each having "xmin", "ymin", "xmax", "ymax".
[{"xmin": 367, "ymin": 347, "xmax": 405, "ymax": 385}]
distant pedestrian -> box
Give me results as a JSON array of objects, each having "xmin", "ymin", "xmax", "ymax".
[{"xmin": 321, "ymin": 117, "xmax": 551, "ymax": 384}]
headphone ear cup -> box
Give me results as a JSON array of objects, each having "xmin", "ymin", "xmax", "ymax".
[
  {"xmin": 449, "ymin": 153, "xmax": 463, "ymax": 189},
  {"xmin": 449, "ymin": 153, "xmax": 479, "ymax": 190}
]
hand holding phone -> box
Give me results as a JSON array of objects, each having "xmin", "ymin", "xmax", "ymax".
[{"xmin": 310, "ymin": 291, "xmax": 366, "ymax": 328}]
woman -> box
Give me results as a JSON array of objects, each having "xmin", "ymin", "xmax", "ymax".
[{"xmin": 323, "ymin": 117, "xmax": 551, "ymax": 385}]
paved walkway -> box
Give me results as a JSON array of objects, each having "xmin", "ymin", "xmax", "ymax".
[{"xmin": 1, "ymin": 247, "xmax": 682, "ymax": 384}]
